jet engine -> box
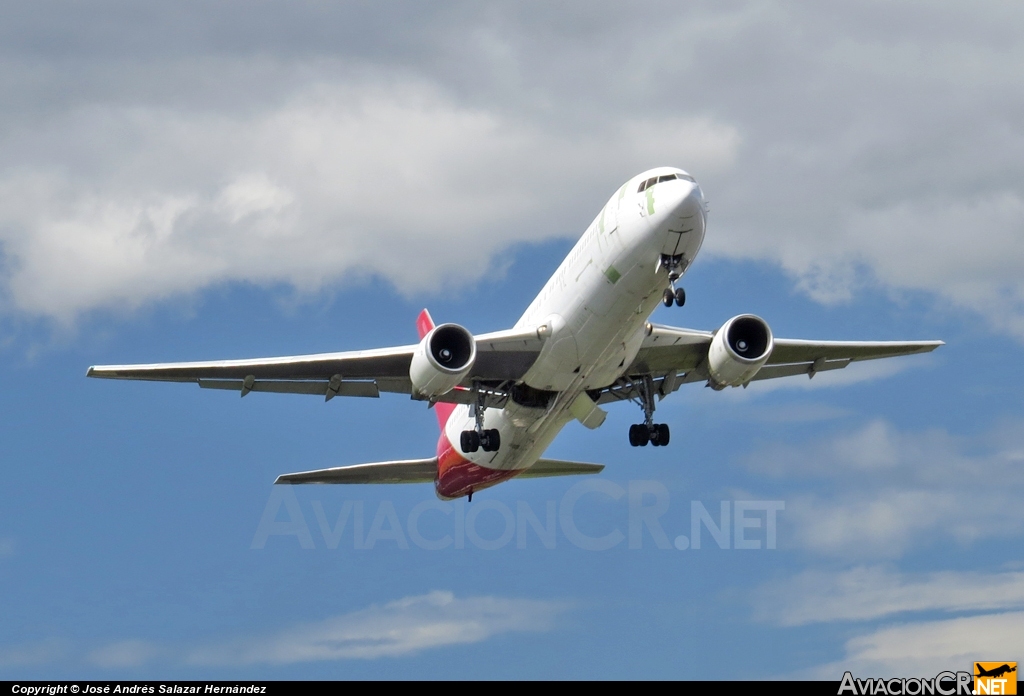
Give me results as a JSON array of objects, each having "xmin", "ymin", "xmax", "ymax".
[
  {"xmin": 707, "ymin": 314, "xmax": 774, "ymax": 388},
  {"xmin": 409, "ymin": 323, "xmax": 477, "ymax": 397}
]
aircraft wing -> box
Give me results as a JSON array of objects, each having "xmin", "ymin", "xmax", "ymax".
[
  {"xmin": 86, "ymin": 326, "xmax": 545, "ymax": 401},
  {"xmin": 275, "ymin": 457, "xmax": 603, "ymax": 484},
  {"xmin": 611, "ymin": 323, "xmax": 943, "ymax": 400}
]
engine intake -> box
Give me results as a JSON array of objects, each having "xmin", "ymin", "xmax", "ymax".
[
  {"xmin": 707, "ymin": 314, "xmax": 773, "ymax": 388},
  {"xmin": 409, "ymin": 323, "xmax": 477, "ymax": 397}
]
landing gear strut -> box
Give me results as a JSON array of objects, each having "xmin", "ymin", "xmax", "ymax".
[
  {"xmin": 628, "ymin": 375, "xmax": 671, "ymax": 447},
  {"xmin": 660, "ymin": 254, "xmax": 686, "ymax": 307},
  {"xmin": 460, "ymin": 384, "xmax": 500, "ymax": 453}
]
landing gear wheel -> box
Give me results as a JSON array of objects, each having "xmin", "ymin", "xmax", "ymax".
[
  {"xmin": 460, "ymin": 430, "xmax": 480, "ymax": 453},
  {"xmin": 479, "ymin": 428, "xmax": 501, "ymax": 452},
  {"xmin": 648, "ymin": 423, "xmax": 670, "ymax": 446},
  {"xmin": 629, "ymin": 377, "xmax": 673, "ymax": 448},
  {"xmin": 674, "ymin": 287, "xmax": 686, "ymax": 307},
  {"xmin": 662, "ymin": 288, "xmax": 674, "ymax": 307},
  {"xmin": 632, "ymin": 425, "xmax": 649, "ymax": 446},
  {"xmin": 465, "ymin": 384, "xmax": 500, "ymax": 454}
]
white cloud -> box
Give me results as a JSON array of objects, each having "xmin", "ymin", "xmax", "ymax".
[
  {"xmin": 755, "ymin": 566, "xmax": 1024, "ymax": 626},
  {"xmin": 188, "ymin": 590, "xmax": 566, "ymax": 664},
  {"xmin": 0, "ymin": 77, "xmax": 738, "ymax": 323},
  {"xmin": 803, "ymin": 611, "xmax": 1024, "ymax": 678},
  {"xmin": 0, "ymin": 640, "xmax": 65, "ymax": 668},
  {"xmin": 4, "ymin": 3, "xmax": 1023, "ymax": 340},
  {"xmin": 0, "ymin": 591, "xmax": 566, "ymax": 669},
  {"xmin": 725, "ymin": 191, "xmax": 1024, "ymax": 337},
  {"xmin": 745, "ymin": 420, "xmax": 1024, "ymax": 557},
  {"xmin": 87, "ymin": 640, "xmax": 160, "ymax": 669}
]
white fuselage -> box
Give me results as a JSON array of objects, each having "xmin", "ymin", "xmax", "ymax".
[{"xmin": 443, "ymin": 167, "xmax": 707, "ymax": 474}]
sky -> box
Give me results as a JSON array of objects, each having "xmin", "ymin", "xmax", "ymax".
[{"xmin": 1, "ymin": 0, "xmax": 1023, "ymax": 680}]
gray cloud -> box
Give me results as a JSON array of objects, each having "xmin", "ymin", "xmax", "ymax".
[
  {"xmin": 0, "ymin": 77, "xmax": 737, "ymax": 321},
  {"xmin": 1, "ymin": 2, "xmax": 1023, "ymax": 333}
]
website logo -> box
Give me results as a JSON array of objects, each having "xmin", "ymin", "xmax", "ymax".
[{"xmin": 974, "ymin": 662, "xmax": 1017, "ymax": 695}]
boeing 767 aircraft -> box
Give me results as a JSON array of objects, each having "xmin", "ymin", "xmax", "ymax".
[{"xmin": 88, "ymin": 167, "xmax": 942, "ymax": 500}]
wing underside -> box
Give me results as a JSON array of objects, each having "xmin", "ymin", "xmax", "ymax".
[
  {"xmin": 87, "ymin": 326, "xmax": 545, "ymax": 402},
  {"xmin": 88, "ymin": 319, "xmax": 942, "ymax": 407},
  {"xmin": 600, "ymin": 324, "xmax": 943, "ymax": 403}
]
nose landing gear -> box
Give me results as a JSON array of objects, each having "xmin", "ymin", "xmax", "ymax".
[
  {"xmin": 628, "ymin": 375, "xmax": 671, "ymax": 447},
  {"xmin": 662, "ymin": 287, "xmax": 686, "ymax": 308},
  {"xmin": 460, "ymin": 384, "xmax": 500, "ymax": 454},
  {"xmin": 659, "ymin": 254, "xmax": 686, "ymax": 307}
]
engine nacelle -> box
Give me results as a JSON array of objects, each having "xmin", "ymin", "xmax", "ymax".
[
  {"xmin": 707, "ymin": 314, "xmax": 774, "ymax": 388},
  {"xmin": 409, "ymin": 323, "xmax": 477, "ymax": 398}
]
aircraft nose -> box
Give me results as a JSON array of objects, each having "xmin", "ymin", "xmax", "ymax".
[
  {"xmin": 671, "ymin": 179, "xmax": 705, "ymax": 220},
  {"xmin": 650, "ymin": 177, "xmax": 706, "ymax": 256},
  {"xmin": 655, "ymin": 179, "xmax": 705, "ymax": 236}
]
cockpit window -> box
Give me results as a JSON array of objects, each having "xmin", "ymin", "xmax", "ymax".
[
  {"xmin": 638, "ymin": 172, "xmax": 695, "ymax": 192},
  {"xmin": 637, "ymin": 176, "xmax": 659, "ymax": 192}
]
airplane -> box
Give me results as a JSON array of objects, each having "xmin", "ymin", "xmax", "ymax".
[
  {"xmin": 975, "ymin": 664, "xmax": 1016, "ymax": 679},
  {"xmin": 87, "ymin": 166, "xmax": 943, "ymax": 501}
]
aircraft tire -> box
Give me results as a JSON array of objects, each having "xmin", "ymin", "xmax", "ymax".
[
  {"xmin": 658, "ymin": 423, "xmax": 670, "ymax": 445},
  {"xmin": 460, "ymin": 430, "xmax": 480, "ymax": 453}
]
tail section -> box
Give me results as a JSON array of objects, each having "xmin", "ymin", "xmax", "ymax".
[
  {"xmin": 416, "ymin": 308, "xmax": 435, "ymax": 341},
  {"xmin": 417, "ymin": 308, "xmax": 457, "ymax": 431}
]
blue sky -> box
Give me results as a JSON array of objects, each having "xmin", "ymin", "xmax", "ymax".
[{"xmin": 2, "ymin": 1, "xmax": 1024, "ymax": 680}]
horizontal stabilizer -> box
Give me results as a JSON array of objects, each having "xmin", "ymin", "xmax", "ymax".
[
  {"xmin": 274, "ymin": 457, "xmax": 604, "ymax": 485},
  {"xmin": 518, "ymin": 458, "xmax": 604, "ymax": 478},
  {"xmin": 275, "ymin": 458, "xmax": 436, "ymax": 485}
]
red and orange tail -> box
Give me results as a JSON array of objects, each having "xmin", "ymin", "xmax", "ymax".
[{"xmin": 416, "ymin": 308, "xmax": 457, "ymax": 431}]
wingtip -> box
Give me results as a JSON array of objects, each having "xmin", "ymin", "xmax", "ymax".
[{"xmin": 87, "ymin": 365, "xmax": 119, "ymax": 378}]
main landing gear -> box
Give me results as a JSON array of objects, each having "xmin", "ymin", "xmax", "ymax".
[
  {"xmin": 461, "ymin": 428, "xmax": 500, "ymax": 453},
  {"xmin": 660, "ymin": 254, "xmax": 686, "ymax": 307},
  {"xmin": 628, "ymin": 375, "xmax": 671, "ymax": 447},
  {"xmin": 460, "ymin": 386, "xmax": 500, "ymax": 453}
]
